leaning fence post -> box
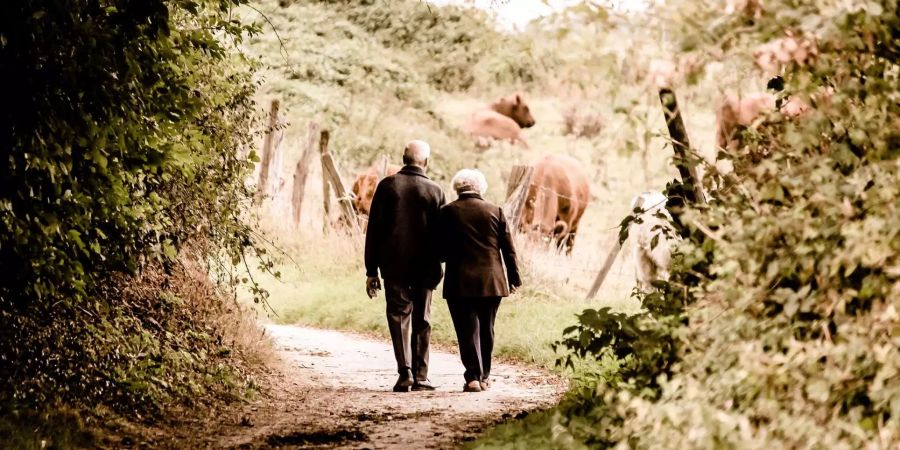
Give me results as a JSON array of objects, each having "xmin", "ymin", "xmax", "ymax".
[
  {"xmin": 587, "ymin": 89, "xmax": 706, "ymax": 300},
  {"xmin": 291, "ymin": 122, "xmax": 320, "ymax": 228},
  {"xmin": 502, "ymin": 165, "xmax": 534, "ymax": 233},
  {"xmin": 658, "ymin": 88, "xmax": 706, "ymax": 205},
  {"xmin": 255, "ymin": 99, "xmax": 281, "ymax": 204},
  {"xmin": 319, "ymin": 132, "xmax": 362, "ymax": 241},
  {"xmin": 585, "ymin": 239, "xmax": 623, "ymax": 300}
]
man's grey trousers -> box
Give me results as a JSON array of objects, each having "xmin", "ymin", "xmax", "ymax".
[{"xmin": 384, "ymin": 281, "xmax": 432, "ymax": 380}]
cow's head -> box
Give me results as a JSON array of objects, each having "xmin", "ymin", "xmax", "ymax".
[{"xmin": 493, "ymin": 93, "xmax": 536, "ymax": 129}]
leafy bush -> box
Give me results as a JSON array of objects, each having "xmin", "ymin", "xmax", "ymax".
[
  {"xmin": 512, "ymin": 0, "xmax": 900, "ymax": 448},
  {"xmin": 0, "ymin": 0, "xmax": 268, "ymax": 418},
  {"xmin": 561, "ymin": 103, "xmax": 606, "ymax": 138},
  {"xmin": 317, "ymin": 0, "xmax": 506, "ymax": 91}
]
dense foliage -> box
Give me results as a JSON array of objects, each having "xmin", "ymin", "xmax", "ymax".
[
  {"xmin": 244, "ymin": 0, "xmax": 550, "ymax": 181},
  {"xmin": 318, "ymin": 0, "xmax": 506, "ymax": 91},
  {"xmin": 477, "ymin": 0, "xmax": 898, "ymax": 448},
  {"xmin": 0, "ymin": 0, "xmax": 267, "ymax": 422}
]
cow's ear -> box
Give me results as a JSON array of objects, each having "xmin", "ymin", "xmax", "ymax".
[{"xmin": 515, "ymin": 94, "xmax": 522, "ymax": 106}]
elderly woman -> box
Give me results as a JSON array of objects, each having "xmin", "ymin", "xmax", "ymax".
[{"xmin": 439, "ymin": 169, "xmax": 522, "ymax": 393}]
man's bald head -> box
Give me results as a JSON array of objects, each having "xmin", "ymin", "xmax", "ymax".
[{"xmin": 403, "ymin": 140, "xmax": 431, "ymax": 168}]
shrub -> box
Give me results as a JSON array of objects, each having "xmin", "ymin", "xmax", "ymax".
[
  {"xmin": 0, "ymin": 0, "xmax": 269, "ymax": 416},
  {"xmin": 312, "ymin": 0, "xmax": 501, "ymax": 91},
  {"xmin": 546, "ymin": 0, "xmax": 900, "ymax": 447},
  {"xmin": 561, "ymin": 103, "xmax": 606, "ymax": 138}
]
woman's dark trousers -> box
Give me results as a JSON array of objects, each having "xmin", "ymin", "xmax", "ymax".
[{"xmin": 446, "ymin": 297, "xmax": 501, "ymax": 383}]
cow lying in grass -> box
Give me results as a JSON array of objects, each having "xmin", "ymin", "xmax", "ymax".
[{"xmin": 464, "ymin": 93, "xmax": 536, "ymax": 148}]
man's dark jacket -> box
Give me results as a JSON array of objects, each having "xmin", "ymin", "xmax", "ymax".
[
  {"xmin": 438, "ymin": 192, "xmax": 522, "ymax": 299},
  {"xmin": 365, "ymin": 165, "xmax": 447, "ymax": 289}
]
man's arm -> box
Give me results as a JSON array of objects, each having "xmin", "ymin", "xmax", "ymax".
[
  {"xmin": 364, "ymin": 181, "xmax": 387, "ymax": 279},
  {"xmin": 498, "ymin": 208, "xmax": 522, "ymax": 289},
  {"xmin": 437, "ymin": 188, "xmax": 447, "ymax": 209}
]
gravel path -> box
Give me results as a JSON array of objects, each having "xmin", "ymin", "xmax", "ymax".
[{"xmin": 187, "ymin": 324, "xmax": 566, "ymax": 449}]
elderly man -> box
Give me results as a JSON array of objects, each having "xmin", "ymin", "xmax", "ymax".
[
  {"xmin": 364, "ymin": 140, "xmax": 446, "ymax": 392},
  {"xmin": 439, "ymin": 169, "xmax": 521, "ymax": 392}
]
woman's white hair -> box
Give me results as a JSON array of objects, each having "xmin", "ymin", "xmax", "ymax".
[{"xmin": 451, "ymin": 169, "xmax": 488, "ymax": 195}]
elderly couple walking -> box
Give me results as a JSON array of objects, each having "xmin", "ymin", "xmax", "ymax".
[{"xmin": 364, "ymin": 140, "xmax": 522, "ymax": 393}]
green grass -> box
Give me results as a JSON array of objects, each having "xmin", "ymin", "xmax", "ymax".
[
  {"xmin": 245, "ymin": 231, "xmax": 637, "ymax": 370},
  {"xmin": 464, "ymin": 408, "xmax": 587, "ymax": 450},
  {"xmin": 0, "ymin": 407, "xmax": 98, "ymax": 450}
]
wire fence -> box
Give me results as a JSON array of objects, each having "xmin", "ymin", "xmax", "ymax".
[{"xmin": 258, "ymin": 156, "xmax": 645, "ymax": 302}]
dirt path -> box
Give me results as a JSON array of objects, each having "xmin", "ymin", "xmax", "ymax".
[{"xmin": 154, "ymin": 324, "xmax": 565, "ymax": 449}]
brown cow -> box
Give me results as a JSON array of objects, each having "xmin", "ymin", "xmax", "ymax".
[
  {"xmin": 521, "ymin": 154, "xmax": 591, "ymax": 254},
  {"xmin": 464, "ymin": 93, "xmax": 536, "ymax": 148},
  {"xmin": 715, "ymin": 91, "xmax": 809, "ymax": 150},
  {"xmin": 351, "ymin": 163, "xmax": 401, "ymax": 218}
]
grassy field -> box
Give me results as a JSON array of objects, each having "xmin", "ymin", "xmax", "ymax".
[
  {"xmin": 237, "ymin": 0, "xmax": 724, "ymax": 372},
  {"xmin": 245, "ymin": 227, "xmax": 639, "ymax": 369}
]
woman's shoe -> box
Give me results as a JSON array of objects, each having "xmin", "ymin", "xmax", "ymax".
[
  {"xmin": 463, "ymin": 380, "xmax": 482, "ymax": 392},
  {"xmin": 480, "ymin": 378, "xmax": 491, "ymax": 391}
]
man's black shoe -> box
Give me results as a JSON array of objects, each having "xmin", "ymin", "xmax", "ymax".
[
  {"xmin": 393, "ymin": 370, "xmax": 414, "ymax": 392},
  {"xmin": 412, "ymin": 379, "xmax": 436, "ymax": 391}
]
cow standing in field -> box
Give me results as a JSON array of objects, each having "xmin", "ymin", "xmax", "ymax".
[
  {"xmin": 715, "ymin": 81, "xmax": 813, "ymax": 151},
  {"xmin": 521, "ymin": 154, "xmax": 591, "ymax": 254},
  {"xmin": 464, "ymin": 93, "xmax": 536, "ymax": 148},
  {"xmin": 351, "ymin": 163, "xmax": 401, "ymax": 219}
]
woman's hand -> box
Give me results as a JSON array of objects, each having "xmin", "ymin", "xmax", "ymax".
[{"xmin": 509, "ymin": 285, "xmax": 518, "ymax": 294}]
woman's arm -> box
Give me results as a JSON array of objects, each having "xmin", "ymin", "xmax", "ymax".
[{"xmin": 498, "ymin": 208, "xmax": 522, "ymax": 288}]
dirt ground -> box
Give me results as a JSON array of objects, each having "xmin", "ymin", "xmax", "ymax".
[{"xmin": 137, "ymin": 324, "xmax": 565, "ymax": 449}]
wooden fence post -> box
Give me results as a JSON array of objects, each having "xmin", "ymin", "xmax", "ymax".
[
  {"xmin": 271, "ymin": 127, "xmax": 285, "ymax": 195},
  {"xmin": 658, "ymin": 88, "xmax": 706, "ymax": 205},
  {"xmin": 319, "ymin": 130, "xmax": 332, "ymax": 233},
  {"xmin": 255, "ymin": 99, "xmax": 280, "ymax": 204},
  {"xmin": 502, "ymin": 165, "xmax": 534, "ymax": 234},
  {"xmin": 587, "ymin": 89, "xmax": 706, "ymax": 299},
  {"xmin": 318, "ymin": 131, "xmax": 361, "ymax": 238},
  {"xmin": 585, "ymin": 239, "xmax": 623, "ymax": 299},
  {"xmin": 291, "ymin": 122, "xmax": 320, "ymax": 227},
  {"xmin": 321, "ymin": 156, "xmax": 360, "ymax": 234}
]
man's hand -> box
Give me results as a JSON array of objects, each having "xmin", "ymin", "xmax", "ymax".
[
  {"xmin": 366, "ymin": 276, "xmax": 382, "ymax": 299},
  {"xmin": 510, "ymin": 285, "xmax": 518, "ymax": 295}
]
